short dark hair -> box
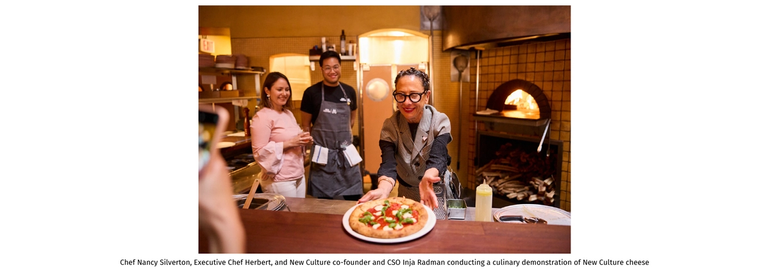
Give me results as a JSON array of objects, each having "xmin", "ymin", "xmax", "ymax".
[
  {"xmin": 319, "ymin": 50, "xmax": 341, "ymax": 66},
  {"xmin": 394, "ymin": 67, "xmax": 430, "ymax": 91},
  {"xmin": 262, "ymin": 72, "xmax": 292, "ymax": 109}
]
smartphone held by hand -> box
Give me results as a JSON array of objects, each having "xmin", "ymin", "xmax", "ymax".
[
  {"xmin": 198, "ymin": 104, "xmax": 229, "ymax": 172},
  {"xmin": 199, "ymin": 110, "xmax": 219, "ymax": 171}
]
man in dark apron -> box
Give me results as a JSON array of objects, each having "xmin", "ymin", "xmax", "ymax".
[{"xmin": 300, "ymin": 51, "xmax": 363, "ymax": 200}]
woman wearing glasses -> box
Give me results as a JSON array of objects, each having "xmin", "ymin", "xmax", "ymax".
[{"xmin": 358, "ymin": 67, "xmax": 452, "ymax": 210}]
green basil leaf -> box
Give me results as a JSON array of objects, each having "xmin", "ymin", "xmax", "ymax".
[
  {"xmin": 402, "ymin": 218, "xmax": 415, "ymax": 224},
  {"xmin": 359, "ymin": 215, "xmax": 374, "ymax": 224}
]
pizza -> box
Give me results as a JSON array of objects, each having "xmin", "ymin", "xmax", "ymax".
[{"xmin": 348, "ymin": 197, "xmax": 429, "ymax": 239}]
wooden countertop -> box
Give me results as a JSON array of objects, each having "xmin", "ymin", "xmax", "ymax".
[
  {"xmin": 199, "ymin": 198, "xmax": 570, "ymax": 253},
  {"xmin": 219, "ymin": 132, "xmax": 251, "ymax": 156}
]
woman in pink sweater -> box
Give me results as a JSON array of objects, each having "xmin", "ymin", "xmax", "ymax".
[{"xmin": 250, "ymin": 72, "xmax": 313, "ymax": 197}]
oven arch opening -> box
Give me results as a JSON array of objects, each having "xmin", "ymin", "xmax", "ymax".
[{"xmin": 486, "ymin": 79, "xmax": 551, "ymax": 119}]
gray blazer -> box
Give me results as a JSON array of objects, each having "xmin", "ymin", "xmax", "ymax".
[{"xmin": 380, "ymin": 105, "xmax": 452, "ymax": 186}]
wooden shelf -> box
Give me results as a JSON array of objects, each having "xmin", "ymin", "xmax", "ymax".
[
  {"xmin": 199, "ymin": 67, "xmax": 265, "ymax": 74},
  {"xmin": 198, "ymin": 96, "xmax": 258, "ymax": 104},
  {"xmin": 199, "ymin": 66, "xmax": 263, "ymax": 104},
  {"xmin": 308, "ymin": 55, "xmax": 356, "ymax": 61},
  {"xmin": 199, "ymin": 63, "xmax": 263, "ymax": 127}
]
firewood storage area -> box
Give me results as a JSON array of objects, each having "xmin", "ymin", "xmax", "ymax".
[{"xmin": 475, "ymin": 131, "xmax": 563, "ymax": 208}]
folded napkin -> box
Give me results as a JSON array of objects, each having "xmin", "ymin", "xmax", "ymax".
[
  {"xmin": 343, "ymin": 144, "xmax": 362, "ymax": 167},
  {"xmin": 312, "ymin": 145, "xmax": 328, "ymax": 165}
]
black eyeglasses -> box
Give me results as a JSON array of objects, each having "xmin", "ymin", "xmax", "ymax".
[{"xmin": 392, "ymin": 91, "xmax": 427, "ymax": 103}]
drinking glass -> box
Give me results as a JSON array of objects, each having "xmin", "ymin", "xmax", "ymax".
[{"xmin": 301, "ymin": 126, "xmax": 312, "ymax": 156}]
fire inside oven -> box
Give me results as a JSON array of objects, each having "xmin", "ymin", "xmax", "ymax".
[{"xmin": 486, "ymin": 79, "xmax": 551, "ymax": 120}]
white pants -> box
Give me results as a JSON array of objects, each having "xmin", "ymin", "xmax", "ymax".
[{"xmin": 260, "ymin": 176, "xmax": 306, "ymax": 198}]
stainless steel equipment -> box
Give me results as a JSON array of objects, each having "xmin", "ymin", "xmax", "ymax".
[{"xmin": 433, "ymin": 168, "xmax": 462, "ymax": 220}]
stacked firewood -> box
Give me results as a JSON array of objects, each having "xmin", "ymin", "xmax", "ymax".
[{"xmin": 475, "ymin": 143, "xmax": 557, "ymax": 205}]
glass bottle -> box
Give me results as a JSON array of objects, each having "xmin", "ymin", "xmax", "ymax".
[
  {"xmin": 243, "ymin": 107, "xmax": 251, "ymax": 136},
  {"xmin": 321, "ymin": 37, "xmax": 327, "ymax": 52}
]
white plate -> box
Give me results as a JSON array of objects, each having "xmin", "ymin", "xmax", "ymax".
[
  {"xmin": 493, "ymin": 204, "xmax": 571, "ymax": 226},
  {"xmin": 216, "ymin": 141, "xmax": 236, "ymax": 148},
  {"xmin": 342, "ymin": 203, "xmax": 436, "ymax": 243},
  {"xmin": 227, "ymin": 132, "xmax": 245, "ymax": 137}
]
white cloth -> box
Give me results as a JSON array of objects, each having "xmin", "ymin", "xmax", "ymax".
[
  {"xmin": 259, "ymin": 176, "xmax": 306, "ymax": 198},
  {"xmin": 343, "ymin": 144, "xmax": 362, "ymax": 166},
  {"xmin": 312, "ymin": 145, "xmax": 328, "ymax": 165}
]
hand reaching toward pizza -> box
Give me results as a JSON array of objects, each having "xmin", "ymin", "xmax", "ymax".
[
  {"xmin": 358, "ymin": 186, "xmax": 390, "ymax": 204},
  {"xmin": 419, "ymin": 168, "xmax": 441, "ymax": 210},
  {"xmin": 358, "ymin": 177, "xmax": 395, "ymax": 204}
]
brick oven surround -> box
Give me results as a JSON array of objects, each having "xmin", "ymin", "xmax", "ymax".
[
  {"xmin": 486, "ymin": 79, "xmax": 551, "ymax": 119},
  {"xmin": 471, "ymin": 81, "xmax": 561, "ymax": 208},
  {"xmin": 465, "ymin": 38, "xmax": 570, "ymax": 211}
]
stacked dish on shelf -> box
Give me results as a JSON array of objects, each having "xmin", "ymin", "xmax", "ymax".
[
  {"xmin": 235, "ymin": 54, "xmax": 249, "ymax": 69},
  {"xmin": 199, "ymin": 53, "xmax": 215, "ymax": 68},
  {"xmin": 215, "ymin": 55, "xmax": 236, "ymax": 69}
]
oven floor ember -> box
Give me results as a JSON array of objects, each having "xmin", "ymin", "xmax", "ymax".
[{"xmin": 501, "ymin": 109, "xmax": 540, "ymax": 119}]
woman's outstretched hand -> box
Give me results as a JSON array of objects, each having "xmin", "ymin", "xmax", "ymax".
[{"xmin": 419, "ymin": 168, "xmax": 441, "ymax": 210}]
